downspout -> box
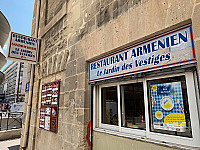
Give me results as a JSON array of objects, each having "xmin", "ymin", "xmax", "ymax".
[{"xmin": 21, "ymin": 0, "xmax": 40, "ymax": 148}]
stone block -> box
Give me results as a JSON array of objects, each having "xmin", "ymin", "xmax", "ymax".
[
  {"xmin": 58, "ymin": 93, "xmax": 64, "ymax": 107},
  {"xmin": 100, "ymin": 0, "xmax": 113, "ymax": 7},
  {"xmin": 47, "ymin": 57, "xmax": 53, "ymax": 75},
  {"xmin": 192, "ymin": 3, "xmax": 200, "ymax": 39},
  {"xmin": 80, "ymin": 0, "xmax": 93, "ymax": 11},
  {"xmin": 61, "ymin": 50, "xmax": 69, "ymax": 71},
  {"xmin": 96, "ymin": 4, "xmax": 113, "ymax": 27},
  {"xmin": 81, "ymin": 33, "xmax": 94, "ymax": 60},
  {"xmin": 128, "ymin": 3, "xmax": 146, "ymax": 44},
  {"xmin": 76, "ymin": 57, "xmax": 86, "ymax": 74},
  {"xmin": 77, "ymin": 73, "xmax": 85, "ymax": 90},
  {"xmin": 84, "ymin": 108, "xmax": 90, "ymax": 125},
  {"xmin": 64, "ymin": 92, "xmax": 70, "ymax": 107},
  {"xmin": 103, "ymin": 21, "xmax": 114, "ymax": 53},
  {"xmin": 166, "ymin": 0, "xmax": 194, "ymax": 27},
  {"xmin": 63, "ymin": 108, "xmax": 76, "ymax": 124},
  {"xmin": 73, "ymin": 42, "xmax": 84, "ymax": 59},
  {"xmin": 145, "ymin": 0, "xmax": 168, "ymax": 35},
  {"xmin": 72, "ymin": 2, "xmax": 81, "ymax": 22},
  {"xmin": 69, "ymin": 47, "xmax": 76, "ymax": 62},
  {"xmin": 65, "ymin": 76, "xmax": 77, "ymax": 91},
  {"xmin": 69, "ymin": 91, "xmax": 76, "ymax": 101},
  {"xmin": 68, "ymin": 32, "xmax": 81, "ymax": 47},
  {"xmin": 76, "ymin": 109, "xmax": 84, "ymax": 125},
  {"xmin": 128, "ymin": 0, "xmax": 142, "ymax": 9},
  {"xmin": 93, "ymin": 28, "xmax": 104, "ymax": 57},
  {"xmin": 81, "ymin": 17, "xmax": 96, "ymax": 37},
  {"xmin": 66, "ymin": 60, "xmax": 76, "ymax": 77},
  {"xmin": 62, "ymin": 141, "xmax": 75, "ymax": 150},
  {"xmin": 84, "ymin": 1, "xmax": 100, "ymax": 23},
  {"xmin": 84, "ymin": 87, "xmax": 90, "ymax": 109},
  {"xmin": 118, "ymin": 0, "xmax": 128, "ymax": 15},
  {"xmin": 56, "ymin": 51, "xmax": 64, "ymax": 72},
  {"xmin": 75, "ymin": 90, "xmax": 85, "ymax": 108},
  {"xmin": 113, "ymin": 13, "xmax": 129, "ymax": 49},
  {"xmin": 60, "ymin": 78, "xmax": 66, "ymax": 93}
]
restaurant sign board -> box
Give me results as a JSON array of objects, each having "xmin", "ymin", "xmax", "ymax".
[
  {"xmin": 89, "ymin": 25, "xmax": 196, "ymax": 82},
  {"xmin": 7, "ymin": 32, "xmax": 39, "ymax": 64}
]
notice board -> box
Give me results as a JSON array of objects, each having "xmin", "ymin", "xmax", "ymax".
[{"xmin": 39, "ymin": 81, "xmax": 59, "ymax": 133}]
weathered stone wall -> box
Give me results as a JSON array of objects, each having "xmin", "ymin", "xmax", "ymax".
[
  {"xmin": 21, "ymin": 0, "xmax": 200, "ymax": 150},
  {"xmin": 45, "ymin": 0, "xmax": 65, "ymax": 25}
]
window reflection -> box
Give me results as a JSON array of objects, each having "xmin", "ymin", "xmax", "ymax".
[
  {"xmin": 101, "ymin": 86, "xmax": 118, "ymax": 125},
  {"xmin": 121, "ymin": 82, "xmax": 145, "ymax": 130}
]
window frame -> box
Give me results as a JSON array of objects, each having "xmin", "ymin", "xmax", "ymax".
[{"xmin": 95, "ymin": 71, "xmax": 200, "ymax": 147}]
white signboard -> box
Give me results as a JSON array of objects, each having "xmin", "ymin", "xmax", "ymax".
[
  {"xmin": 7, "ymin": 32, "xmax": 39, "ymax": 64},
  {"xmin": 10, "ymin": 102, "xmax": 24, "ymax": 112},
  {"xmin": 89, "ymin": 25, "xmax": 196, "ymax": 82}
]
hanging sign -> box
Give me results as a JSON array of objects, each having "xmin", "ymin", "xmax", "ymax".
[
  {"xmin": 151, "ymin": 82, "xmax": 186, "ymax": 132},
  {"xmin": 89, "ymin": 25, "xmax": 196, "ymax": 82},
  {"xmin": 39, "ymin": 80, "xmax": 59, "ymax": 133},
  {"xmin": 7, "ymin": 32, "xmax": 39, "ymax": 64}
]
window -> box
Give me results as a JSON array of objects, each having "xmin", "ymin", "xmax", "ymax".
[
  {"xmin": 148, "ymin": 76, "xmax": 192, "ymax": 137},
  {"xmin": 95, "ymin": 72, "xmax": 200, "ymax": 147},
  {"xmin": 101, "ymin": 86, "xmax": 118, "ymax": 125},
  {"xmin": 121, "ymin": 82, "xmax": 145, "ymax": 130}
]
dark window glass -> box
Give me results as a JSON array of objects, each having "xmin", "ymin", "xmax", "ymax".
[
  {"xmin": 148, "ymin": 76, "xmax": 192, "ymax": 137},
  {"xmin": 121, "ymin": 82, "xmax": 145, "ymax": 130},
  {"xmin": 101, "ymin": 86, "xmax": 118, "ymax": 125}
]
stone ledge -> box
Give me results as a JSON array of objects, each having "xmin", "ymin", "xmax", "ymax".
[{"xmin": 0, "ymin": 129, "xmax": 21, "ymax": 141}]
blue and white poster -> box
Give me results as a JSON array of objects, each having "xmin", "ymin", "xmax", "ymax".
[{"xmin": 151, "ymin": 82, "xmax": 186, "ymax": 132}]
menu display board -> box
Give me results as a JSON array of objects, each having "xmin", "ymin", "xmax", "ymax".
[
  {"xmin": 39, "ymin": 81, "xmax": 59, "ymax": 133},
  {"xmin": 151, "ymin": 82, "xmax": 186, "ymax": 132}
]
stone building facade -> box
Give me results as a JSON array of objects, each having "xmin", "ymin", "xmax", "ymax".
[{"xmin": 20, "ymin": 0, "xmax": 200, "ymax": 150}]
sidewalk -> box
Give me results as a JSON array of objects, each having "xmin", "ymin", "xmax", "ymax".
[{"xmin": 0, "ymin": 138, "xmax": 20, "ymax": 150}]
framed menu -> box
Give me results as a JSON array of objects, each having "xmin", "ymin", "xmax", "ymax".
[{"xmin": 39, "ymin": 80, "xmax": 59, "ymax": 133}]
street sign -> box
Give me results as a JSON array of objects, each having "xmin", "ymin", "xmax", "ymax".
[{"xmin": 25, "ymin": 82, "xmax": 30, "ymax": 92}]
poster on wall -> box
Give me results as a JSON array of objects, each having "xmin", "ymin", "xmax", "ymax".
[
  {"xmin": 39, "ymin": 80, "xmax": 59, "ymax": 133},
  {"xmin": 151, "ymin": 82, "xmax": 186, "ymax": 132}
]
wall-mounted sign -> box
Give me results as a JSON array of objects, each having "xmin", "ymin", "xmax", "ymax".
[
  {"xmin": 7, "ymin": 32, "xmax": 39, "ymax": 64},
  {"xmin": 89, "ymin": 25, "xmax": 195, "ymax": 82},
  {"xmin": 39, "ymin": 80, "xmax": 59, "ymax": 133},
  {"xmin": 151, "ymin": 82, "xmax": 186, "ymax": 132},
  {"xmin": 25, "ymin": 82, "xmax": 30, "ymax": 92}
]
